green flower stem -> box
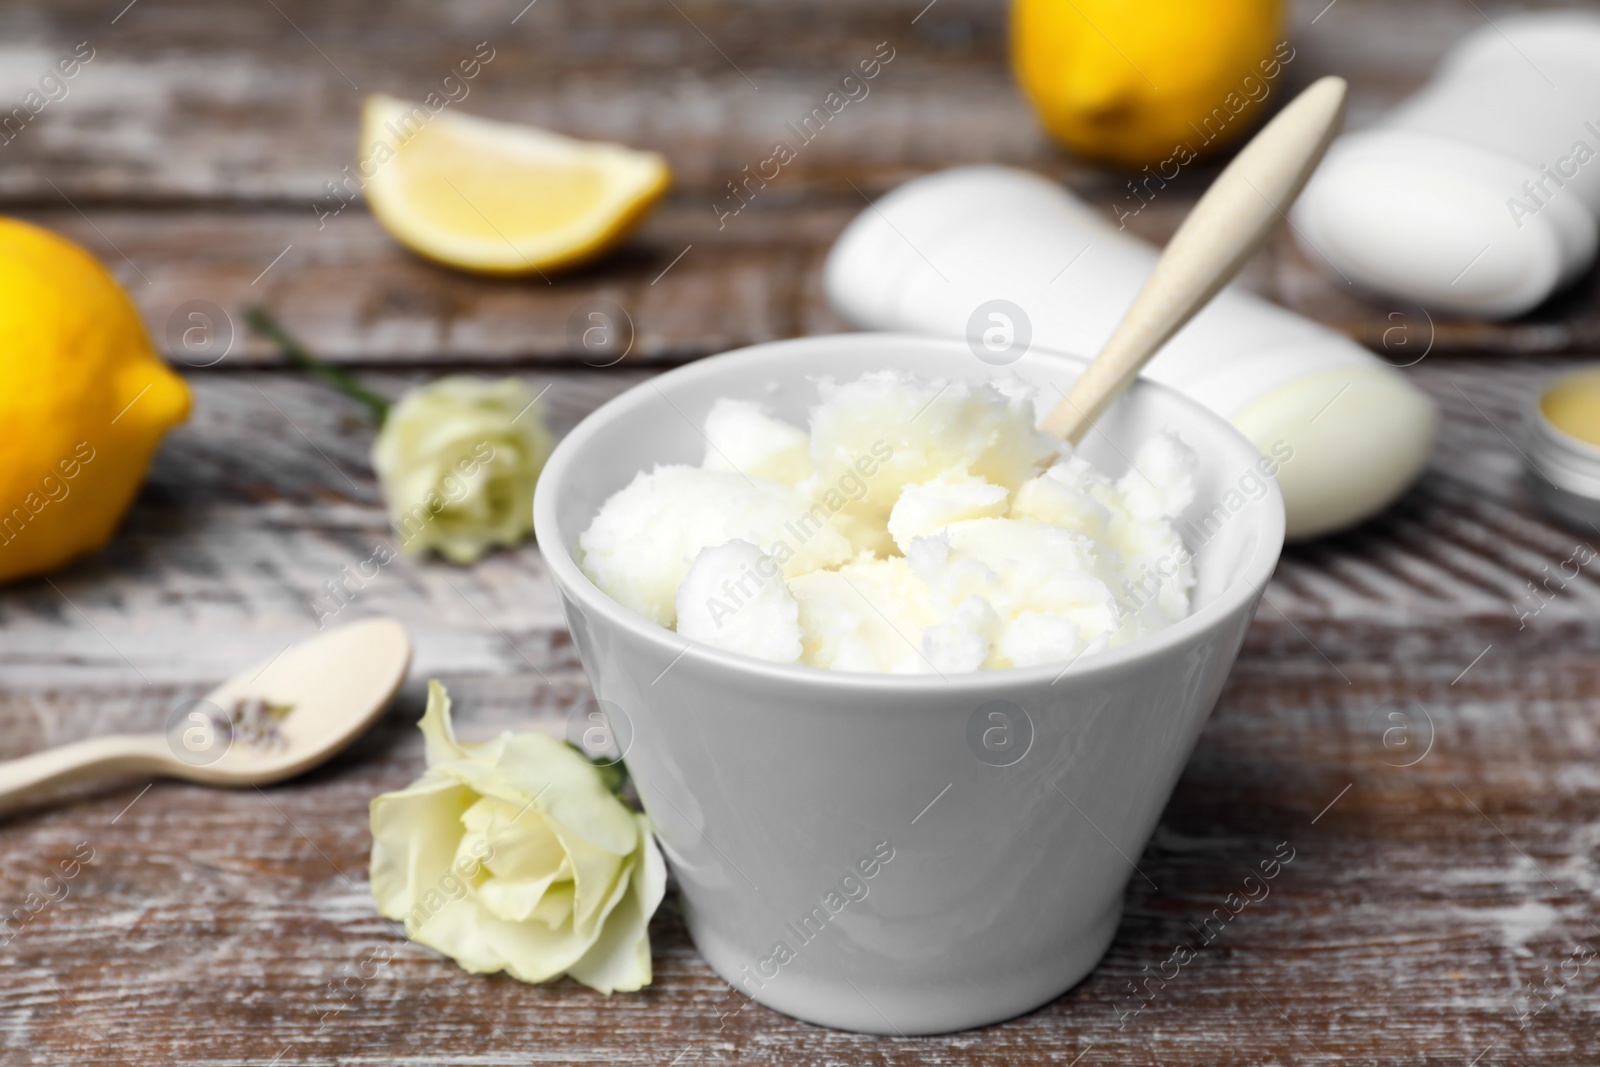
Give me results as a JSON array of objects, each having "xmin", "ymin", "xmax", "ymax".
[{"xmin": 246, "ymin": 307, "xmax": 392, "ymax": 426}]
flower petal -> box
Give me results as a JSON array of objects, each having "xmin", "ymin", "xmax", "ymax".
[
  {"xmin": 461, "ymin": 796, "xmax": 569, "ymax": 923},
  {"xmin": 494, "ymin": 734, "xmax": 638, "ymax": 855},
  {"xmin": 369, "ymin": 770, "xmax": 475, "ymax": 921},
  {"xmin": 412, "ymin": 893, "xmax": 595, "ymax": 984},
  {"xmin": 566, "ymin": 816, "xmax": 667, "ymax": 994},
  {"xmin": 527, "ymin": 881, "xmax": 576, "ymax": 927},
  {"xmin": 552, "ymin": 825, "xmax": 630, "ymax": 940},
  {"xmin": 418, "ymin": 679, "xmax": 508, "ymax": 767}
]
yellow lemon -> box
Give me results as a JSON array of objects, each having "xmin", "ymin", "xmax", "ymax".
[
  {"xmin": 361, "ymin": 95, "xmax": 671, "ymax": 276},
  {"xmin": 0, "ymin": 219, "xmax": 190, "ymax": 583},
  {"xmin": 1012, "ymin": 0, "xmax": 1286, "ymax": 167}
]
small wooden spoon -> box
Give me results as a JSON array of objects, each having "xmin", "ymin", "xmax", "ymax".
[
  {"xmin": 1040, "ymin": 76, "xmax": 1348, "ymax": 444},
  {"xmin": 0, "ymin": 617, "xmax": 412, "ymax": 814}
]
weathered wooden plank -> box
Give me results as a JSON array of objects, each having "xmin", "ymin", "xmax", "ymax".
[
  {"xmin": 3, "ymin": 0, "xmax": 1595, "ymax": 365},
  {"xmin": 14, "ymin": 196, "xmax": 1599, "ymax": 370},
  {"xmin": 1, "ymin": 648, "xmax": 1595, "ymax": 1066},
  {"xmin": 2, "ymin": 358, "xmax": 1595, "ymax": 709},
  {"xmin": 1, "ymin": 360, "xmax": 1593, "ymax": 675},
  {"xmin": 0, "ymin": 0, "xmax": 1044, "ymax": 204},
  {"xmin": 0, "ymin": 398, "xmax": 1591, "ymax": 1044},
  {"xmin": 0, "ymin": 368, "xmax": 644, "ymax": 695},
  {"xmin": 0, "ymin": 0, "xmax": 1479, "ymax": 205},
  {"xmin": 1, "ymin": 203, "xmax": 853, "ymax": 365}
]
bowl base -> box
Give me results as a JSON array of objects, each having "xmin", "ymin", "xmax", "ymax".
[{"xmin": 686, "ymin": 895, "xmax": 1125, "ymax": 1035}]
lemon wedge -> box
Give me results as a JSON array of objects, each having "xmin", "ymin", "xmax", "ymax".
[{"xmin": 361, "ymin": 95, "xmax": 671, "ymax": 275}]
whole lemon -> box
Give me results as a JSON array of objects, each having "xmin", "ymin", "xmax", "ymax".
[
  {"xmin": 1012, "ymin": 0, "xmax": 1286, "ymax": 168},
  {"xmin": 0, "ymin": 219, "xmax": 190, "ymax": 583}
]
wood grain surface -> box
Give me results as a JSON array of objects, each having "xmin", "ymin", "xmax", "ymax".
[{"xmin": 3, "ymin": 0, "xmax": 1600, "ymax": 1064}]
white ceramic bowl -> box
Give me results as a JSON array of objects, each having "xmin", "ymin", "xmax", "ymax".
[{"xmin": 532, "ymin": 334, "xmax": 1285, "ymax": 1034}]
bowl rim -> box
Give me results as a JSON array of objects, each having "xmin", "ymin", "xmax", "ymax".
[{"xmin": 532, "ymin": 333, "xmax": 1286, "ymax": 692}]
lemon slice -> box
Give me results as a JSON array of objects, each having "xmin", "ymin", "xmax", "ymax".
[{"xmin": 361, "ymin": 95, "xmax": 670, "ymax": 275}]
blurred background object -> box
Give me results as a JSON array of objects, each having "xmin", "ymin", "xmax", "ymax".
[
  {"xmin": 1293, "ymin": 12, "xmax": 1600, "ymax": 318},
  {"xmin": 0, "ymin": 219, "xmax": 189, "ymax": 585},
  {"xmin": 360, "ymin": 93, "xmax": 671, "ymax": 276},
  {"xmin": 1011, "ymin": 0, "xmax": 1285, "ymax": 166},
  {"xmin": 1525, "ymin": 363, "xmax": 1600, "ymax": 527},
  {"xmin": 823, "ymin": 165, "xmax": 1437, "ymax": 540}
]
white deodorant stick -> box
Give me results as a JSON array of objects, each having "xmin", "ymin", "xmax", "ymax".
[
  {"xmin": 1292, "ymin": 12, "xmax": 1600, "ymax": 319},
  {"xmin": 823, "ymin": 165, "xmax": 1436, "ymax": 541}
]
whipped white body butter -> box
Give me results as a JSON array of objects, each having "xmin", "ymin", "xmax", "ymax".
[{"xmin": 578, "ymin": 372, "xmax": 1197, "ymax": 674}]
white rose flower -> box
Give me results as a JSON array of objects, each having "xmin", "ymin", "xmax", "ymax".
[
  {"xmin": 371, "ymin": 377, "xmax": 554, "ymax": 564},
  {"xmin": 370, "ymin": 681, "xmax": 665, "ymax": 993}
]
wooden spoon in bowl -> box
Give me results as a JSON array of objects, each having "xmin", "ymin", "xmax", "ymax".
[
  {"xmin": 1040, "ymin": 76, "xmax": 1348, "ymax": 444},
  {"xmin": 0, "ymin": 617, "xmax": 412, "ymax": 815}
]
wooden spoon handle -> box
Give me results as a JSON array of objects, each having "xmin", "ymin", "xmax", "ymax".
[
  {"xmin": 0, "ymin": 735, "xmax": 171, "ymax": 814},
  {"xmin": 1040, "ymin": 76, "xmax": 1348, "ymax": 444}
]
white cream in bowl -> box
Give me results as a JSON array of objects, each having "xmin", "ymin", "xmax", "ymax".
[{"xmin": 578, "ymin": 370, "xmax": 1198, "ymax": 673}]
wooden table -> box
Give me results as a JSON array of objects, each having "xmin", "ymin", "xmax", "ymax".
[{"xmin": 3, "ymin": 1, "xmax": 1599, "ymax": 1063}]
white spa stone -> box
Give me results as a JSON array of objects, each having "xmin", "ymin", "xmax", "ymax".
[{"xmin": 1292, "ymin": 14, "xmax": 1600, "ymax": 318}]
